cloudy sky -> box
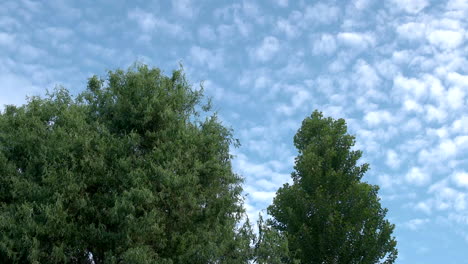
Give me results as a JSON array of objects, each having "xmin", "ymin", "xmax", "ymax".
[{"xmin": 1, "ymin": 0, "xmax": 468, "ymax": 262}]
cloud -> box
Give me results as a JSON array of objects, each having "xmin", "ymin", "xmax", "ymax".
[
  {"xmin": 451, "ymin": 115, "xmax": 468, "ymax": 134},
  {"xmin": 275, "ymin": 85, "xmax": 311, "ymax": 116},
  {"xmin": 364, "ymin": 110, "xmax": 394, "ymax": 127},
  {"xmin": 353, "ymin": 0, "xmax": 372, "ymax": 10},
  {"xmin": 446, "ymin": 86, "xmax": 465, "ymax": 109},
  {"xmin": 189, "ymin": 46, "xmax": 224, "ymax": 70},
  {"xmin": 353, "ymin": 60, "xmax": 381, "ymax": 93},
  {"xmin": 429, "ymin": 180, "xmax": 467, "ymax": 211},
  {"xmin": 404, "ymin": 218, "xmax": 430, "ymax": 230},
  {"xmin": 396, "ymin": 22, "xmax": 427, "ymax": 41},
  {"xmin": 414, "ymin": 201, "xmax": 432, "ymax": 214},
  {"xmin": 250, "ymin": 191, "xmax": 276, "ymax": 202},
  {"xmin": 406, "ymin": 167, "xmax": 430, "ymax": 186},
  {"xmin": 378, "ymin": 173, "xmax": 400, "ymax": 189},
  {"xmin": 275, "ymin": 0, "xmax": 288, "ymax": 7},
  {"xmin": 128, "ymin": 9, "xmax": 185, "ymax": 37},
  {"xmin": 0, "ymin": 32, "xmax": 15, "ymax": 47},
  {"xmin": 386, "ymin": 150, "xmax": 401, "ymax": 169},
  {"xmin": 304, "ymin": 3, "xmax": 340, "ymax": 25},
  {"xmin": 427, "ymin": 29, "xmax": 464, "ymax": 50},
  {"xmin": 392, "ymin": 0, "xmax": 429, "ymax": 14},
  {"xmin": 311, "ymin": 34, "xmax": 336, "ymax": 55},
  {"xmin": 452, "ymin": 171, "xmax": 468, "ymax": 188},
  {"xmin": 0, "ymin": 16, "xmax": 20, "ymax": 31},
  {"xmin": 252, "ymin": 36, "xmax": 280, "ymax": 62},
  {"xmin": 198, "ymin": 24, "xmax": 216, "ymax": 42},
  {"xmin": 277, "ymin": 17, "xmax": 300, "ymax": 38},
  {"xmin": 200, "ymin": 80, "xmax": 248, "ymax": 106},
  {"xmin": 425, "ymin": 104, "xmax": 447, "ymax": 123},
  {"xmin": 337, "ymin": 32, "xmax": 375, "ymax": 50},
  {"xmin": 393, "ymin": 74, "xmax": 428, "ymax": 101},
  {"xmin": 172, "ymin": 0, "xmax": 197, "ymax": 19}
]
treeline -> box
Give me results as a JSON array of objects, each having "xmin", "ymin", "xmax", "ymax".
[{"xmin": 0, "ymin": 65, "xmax": 397, "ymax": 263}]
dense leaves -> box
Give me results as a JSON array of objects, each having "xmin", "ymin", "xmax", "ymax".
[
  {"xmin": 0, "ymin": 65, "xmax": 251, "ymax": 263},
  {"xmin": 268, "ymin": 111, "xmax": 398, "ymax": 264},
  {"xmin": 0, "ymin": 64, "xmax": 398, "ymax": 263}
]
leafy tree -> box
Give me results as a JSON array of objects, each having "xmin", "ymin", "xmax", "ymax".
[
  {"xmin": 0, "ymin": 64, "xmax": 252, "ymax": 263},
  {"xmin": 268, "ymin": 111, "xmax": 398, "ymax": 264},
  {"xmin": 253, "ymin": 214, "xmax": 295, "ymax": 264}
]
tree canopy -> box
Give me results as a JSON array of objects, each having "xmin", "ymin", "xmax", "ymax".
[
  {"xmin": 0, "ymin": 65, "xmax": 252, "ymax": 263},
  {"xmin": 268, "ymin": 111, "xmax": 398, "ymax": 264},
  {"xmin": 0, "ymin": 64, "xmax": 398, "ymax": 264}
]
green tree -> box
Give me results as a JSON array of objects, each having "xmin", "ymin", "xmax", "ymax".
[
  {"xmin": 268, "ymin": 111, "xmax": 398, "ymax": 264},
  {"xmin": 0, "ymin": 64, "xmax": 252, "ymax": 263},
  {"xmin": 253, "ymin": 214, "xmax": 295, "ymax": 264}
]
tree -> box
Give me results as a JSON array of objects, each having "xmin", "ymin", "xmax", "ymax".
[
  {"xmin": 0, "ymin": 64, "xmax": 252, "ymax": 263},
  {"xmin": 253, "ymin": 214, "xmax": 296, "ymax": 264},
  {"xmin": 268, "ymin": 111, "xmax": 398, "ymax": 264}
]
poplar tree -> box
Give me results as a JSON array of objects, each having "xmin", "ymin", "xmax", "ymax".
[{"xmin": 268, "ymin": 111, "xmax": 398, "ymax": 264}]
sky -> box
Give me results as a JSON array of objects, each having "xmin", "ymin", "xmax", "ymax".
[{"xmin": 1, "ymin": 0, "xmax": 467, "ymax": 262}]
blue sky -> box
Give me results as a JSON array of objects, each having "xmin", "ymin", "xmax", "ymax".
[{"xmin": 1, "ymin": 0, "xmax": 468, "ymax": 262}]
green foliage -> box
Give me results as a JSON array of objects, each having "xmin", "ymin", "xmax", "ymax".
[
  {"xmin": 253, "ymin": 214, "xmax": 296, "ymax": 264},
  {"xmin": 0, "ymin": 64, "xmax": 251, "ymax": 263},
  {"xmin": 268, "ymin": 111, "xmax": 398, "ymax": 264}
]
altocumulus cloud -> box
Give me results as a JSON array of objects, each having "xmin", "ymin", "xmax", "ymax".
[{"xmin": 1, "ymin": 0, "xmax": 468, "ymax": 263}]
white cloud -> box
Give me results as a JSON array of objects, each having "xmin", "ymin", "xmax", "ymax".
[
  {"xmin": 429, "ymin": 180, "xmax": 467, "ymax": 211},
  {"xmin": 452, "ymin": 171, "xmax": 468, "ymax": 188},
  {"xmin": 276, "ymin": 85, "xmax": 311, "ymax": 116},
  {"xmin": 455, "ymin": 135, "xmax": 468, "ymax": 151},
  {"xmin": 403, "ymin": 99, "xmax": 423, "ymax": 112},
  {"xmin": 275, "ymin": 0, "xmax": 288, "ymax": 7},
  {"xmin": 250, "ymin": 191, "xmax": 276, "ymax": 202},
  {"xmin": 446, "ymin": 72, "xmax": 468, "ymax": 88},
  {"xmin": 254, "ymin": 75, "xmax": 272, "ymax": 90},
  {"xmin": 311, "ymin": 34, "xmax": 336, "ymax": 55},
  {"xmin": 354, "ymin": 60, "xmax": 381, "ymax": 91},
  {"xmin": 304, "ymin": 3, "xmax": 340, "ymax": 25},
  {"xmin": 364, "ymin": 110, "xmax": 394, "ymax": 127},
  {"xmin": 427, "ymin": 29, "xmax": 464, "ymax": 50},
  {"xmin": 414, "ymin": 201, "xmax": 432, "ymax": 214},
  {"xmin": 202, "ymin": 80, "xmax": 247, "ymax": 105},
  {"xmin": 128, "ymin": 9, "xmax": 185, "ymax": 37},
  {"xmin": 198, "ymin": 25, "xmax": 216, "ymax": 42},
  {"xmin": 0, "ymin": 16, "xmax": 19, "ymax": 31},
  {"xmin": 396, "ymin": 22, "xmax": 426, "ymax": 41},
  {"xmin": 253, "ymin": 36, "xmax": 280, "ymax": 62},
  {"xmin": 337, "ymin": 32, "xmax": 375, "ymax": 50},
  {"xmin": 386, "ymin": 150, "xmax": 401, "ymax": 169},
  {"xmin": 378, "ymin": 174, "xmax": 399, "ymax": 189},
  {"xmin": 392, "ymin": 0, "xmax": 429, "ymax": 14},
  {"xmin": 277, "ymin": 18, "xmax": 300, "ymax": 38},
  {"xmin": 401, "ymin": 118, "xmax": 422, "ymax": 132},
  {"xmin": 446, "ymin": 86, "xmax": 465, "ymax": 109},
  {"xmin": 393, "ymin": 74, "xmax": 427, "ymax": 101},
  {"xmin": 451, "ymin": 115, "xmax": 468, "ymax": 134},
  {"xmin": 404, "ymin": 218, "xmax": 429, "ymax": 230},
  {"xmin": 353, "ymin": 0, "xmax": 371, "ymax": 10},
  {"xmin": 406, "ymin": 167, "xmax": 430, "ymax": 186},
  {"xmin": 447, "ymin": 0, "xmax": 468, "ymax": 10},
  {"xmin": 0, "ymin": 32, "xmax": 15, "ymax": 47},
  {"xmin": 172, "ymin": 0, "xmax": 197, "ymax": 19},
  {"xmin": 189, "ymin": 46, "xmax": 224, "ymax": 70},
  {"xmin": 425, "ymin": 104, "xmax": 447, "ymax": 123}
]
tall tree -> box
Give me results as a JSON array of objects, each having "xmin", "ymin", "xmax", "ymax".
[
  {"xmin": 253, "ymin": 214, "xmax": 295, "ymax": 264},
  {"xmin": 0, "ymin": 64, "xmax": 252, "ymax": 263},
  {"xmin": 268, "ymin": 111, "xmax": 398, "ymax": 264}
]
